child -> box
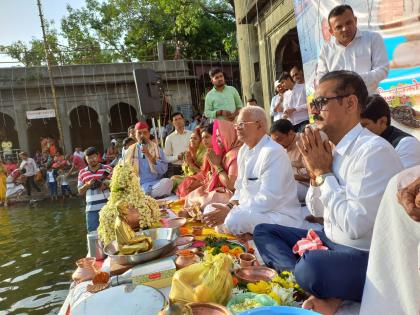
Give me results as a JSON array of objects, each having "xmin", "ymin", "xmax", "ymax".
[
  {"xmin": 57, "ymin": 169, "xmax": 72, "ymax": 200},
  {"xmin": 45, "ymin": 165, "xmax": 58, "ymax": 201}
]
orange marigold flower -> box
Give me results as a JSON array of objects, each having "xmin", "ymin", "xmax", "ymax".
[
  {"xmin": 232, "ymin": 276, "xmax": 239, "ymax": 286},
  {"xmin": 179, "ymin": 227, "xmax": 189, "ymax": 235},
  {"xmin": 248, "ymin": 247, "xmax": 255, "ymax": 254},
  {"xmin": 220, "ymin": 245, "xmax": 230, "ymax": 253}
]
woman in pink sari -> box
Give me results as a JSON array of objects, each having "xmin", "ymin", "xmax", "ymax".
[{"xmin": 184, "ymin": 119, "xmax": 242, "ymax": 209}]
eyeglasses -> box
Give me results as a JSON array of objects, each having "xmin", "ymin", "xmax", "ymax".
[
  {"xmin": 234, "ymin": 121, "xmax": 259, "ymax": 129},
  {"xmin": 310, "ymin": 94, "xmax": 351, "ymax": 111}
]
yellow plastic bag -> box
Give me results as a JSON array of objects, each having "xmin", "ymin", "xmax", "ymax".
[{"xmin": 169, "ymin": 253, "xmax": 233, "ymax": 305}]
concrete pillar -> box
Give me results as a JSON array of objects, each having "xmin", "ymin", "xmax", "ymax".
[
  {"xmin": 98, "ymin": 97, "xmax": 110, "ymax": 150},
  {"xmin": 14, "ymin": 109, "xmax": 29, "ymax": 153},
  {"xmin": 59, "ymin": 98, "xmax": 72, "ymax": 154},
  {"xmin": 157, "ymin": 42, "xmax": 165, "ymax": 61}
]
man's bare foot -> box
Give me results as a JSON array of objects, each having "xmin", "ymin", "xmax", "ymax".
[{"xmin": 302, "ymin": 295, "xmax": 342, "ymax": 315}]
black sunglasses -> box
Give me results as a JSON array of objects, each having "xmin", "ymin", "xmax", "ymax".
[{"xmin": 310, "ymin": 94, "xmax": 351, "ymax": 111}]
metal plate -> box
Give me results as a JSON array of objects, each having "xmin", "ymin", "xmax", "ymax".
[
  {"xmin": 104, "ymin": 228, "xmax": 179, "ymax": 265},
  {"xmin": 71, "ymin": 284, "xmax": 166, "ymax": 315}
]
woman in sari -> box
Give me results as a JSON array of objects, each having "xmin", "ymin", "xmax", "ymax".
[
  {"xmin": 184, "ymin": 119, "xmax": 242, "ymax": 209},
  {"xmin": 176, "ymin": 124, "xmax": 214, "ymax": 197},
  {"xmin": 171, "ymin": 128, "xmax": 206, "ymax": 190},
  {"xmin": 0, "ymin": 159, "xmax": 8, "ymax": 206}
]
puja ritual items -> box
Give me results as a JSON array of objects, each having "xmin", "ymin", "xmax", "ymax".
[
  {"xmin": 114, "ymin": 201, "xmax": 153, "ymax": 255},
  {"xmin": 185, "ymin": 202, "xmax": 203, "ymax": 221},
  {"xmin": 235, "ymin": 267, "xmax": 277, "ymax": 284},
  {"xmin": 166, "ymin": 217, "xmax": 187, "ymax": 229},
  {"xmin": 104, "ymin": 228, "xmax": 178, "ymax": 265},
  {"xmin": 244, "ymin": 271, "xmax": 306, "ymax": 306},
  {"xmin": 87, "ymin": 231, "xmax": 106, "ymax": 260},
  {"xmin": 175, "ymin": 235, "xmax": 195, "ymax": 249},
  {"xmin": 72, "ymin": 257, "xmax": 97, "ymax": 283},
  {"xmin": 239, "ymin": 253, "xmax": 256, "ymax": 267},
  {"xmin": 110, "ymin": 256, "xmax": 176, "ymax": 289},
  {"xmin": 192, "ymin": 226, "xmax": 203, "ymax": 236},
  {"xmin": 235, "ymin": 306, "xmax": 322, "ymax": 314},
  {"xmin": 175, "ymin": 249, "xmax": 200, "ymax": 269},
  {"xmin": 185, "ymin": 302, "xmax": 231, "ymax": 314},
  {"xmin": 170, "ymin": 253, "xmax": 234, "ymax": 305},
  {"xmin": 204, "ymin": 236, "xmax": 245, "ymax": 257},
  {"xmin": 227, "ymin": 293, "xmax": 277, "ymax": 314},
  {"xmin": 97, "ymin": 162, "xmax": 160, "ymax": 246}
]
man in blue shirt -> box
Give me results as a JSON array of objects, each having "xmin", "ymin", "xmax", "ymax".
[{"xmin": 125, "ymin": 121, "xmax": 172, "ymax": 198}]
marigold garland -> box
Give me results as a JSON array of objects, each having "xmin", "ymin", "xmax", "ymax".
[{"xmin": 97, "ymin": 162, "xmax": 160, "ymax": 245}]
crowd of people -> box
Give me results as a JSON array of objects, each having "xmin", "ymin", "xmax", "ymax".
[{"xmin": 52, "ymin": 4, "xmax": 420, "ymax": 314}]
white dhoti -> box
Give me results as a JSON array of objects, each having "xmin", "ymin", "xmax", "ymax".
[
  {"xmin": 150, "ymin": 178, "xmax": 173, "ymax": 199},
  {"xmin": 203, "ymin": 204, "xmax": 321, "ymax": 235},
  {"xmin": 360, "ymin": 167, "xmax": 420, "ymax": 315}
]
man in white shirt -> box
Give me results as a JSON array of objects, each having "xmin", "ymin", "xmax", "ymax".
[
  {"xmin": 361, "ymin": 94, "xmax": 420, "ymax": 169},
  {"xmin": 202, "ymin": 106, "xmax": 316, "ymax": 235},
  {"xmin": 19, "ymin": 152, "xmax": 41, "ymax": 196},
  {"xmin": 73, "ymin": 146, "xmax": 84, "ymax": 160},
  {"xmin": 254, "ymin": 70, "xmax": 402, "ymax": 314},
  {"xmin": 282, "ymin": 67, "xmax": 310, "ymax": 132},
  {"xmin": 270, "ymin": 80, "xmax": 285, "ymax": 122},
  {"xmin": 316, "ymin": 5, "xmax": 389, "ymax": 94},
  {"xmin": 164, "ymin": 112, "xmax": 192, "ymax": 176}
]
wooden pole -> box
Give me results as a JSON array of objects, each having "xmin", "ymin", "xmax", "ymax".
[{"xmin": 36, "ymin": 0, "xmax": 66, "ymax": 154}]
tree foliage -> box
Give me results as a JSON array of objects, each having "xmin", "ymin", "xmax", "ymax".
[{"xmin": 1, "ymin": 0, "xmax": 237, "ymax": 66}]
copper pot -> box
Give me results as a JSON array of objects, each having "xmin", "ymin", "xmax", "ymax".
[
  {"xmin": 72, "ymin": 257, "xmax": 97, "ymax": 283},
  {"xmin": 175, "ymin": 252, "xmax": 200, "ymax": 269}
]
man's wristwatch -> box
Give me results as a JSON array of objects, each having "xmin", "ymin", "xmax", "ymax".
[{"xmin": 314, "ymin": 172, "xmax": 334, "ymax": 187}]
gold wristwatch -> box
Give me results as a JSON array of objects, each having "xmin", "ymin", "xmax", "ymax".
[{"xmin": 315, "ymin": 172, "xmax": 334, "ymax": 187}]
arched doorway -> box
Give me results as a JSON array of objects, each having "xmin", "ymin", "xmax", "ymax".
[
  {"xmin": 0, "ymin": 112, "xmax": 19, "ymax": 152},
  {"xmin": 70, "ymin": 106, "xmax": 103, "ymax": 152},
  {"xmin": 275, "ymin": 28, "xmax": 303, "ymax": 79},
  {"xmin": 109, "ymin": 103, "xmax": 137, "ymax": 138},
  {"xmin": 27, "ymin": 108, "xmax": 60, "ymax": 155}
]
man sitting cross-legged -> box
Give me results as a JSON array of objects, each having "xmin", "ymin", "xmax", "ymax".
[{"xmin": 254, "ymin": 70, "xmax": 403, "ymax": 315}]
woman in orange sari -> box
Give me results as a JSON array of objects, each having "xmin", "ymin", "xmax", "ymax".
[{"xmin": 184, "ymin": 119, "xmax": 242, "ymax": 209}]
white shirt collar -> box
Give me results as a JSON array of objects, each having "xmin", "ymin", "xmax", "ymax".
[
  {"xmin": 246, "ymin": 135, "xmax": 270, "ymax": 153},
  {"xmin": 335, "ymin": 123, "xmax": 363, "ymax": 157}
]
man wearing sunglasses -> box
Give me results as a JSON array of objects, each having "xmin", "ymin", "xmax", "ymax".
[
  {"xmin": 254, "ymin": 70, "xmax": 402, "ymax": 315},
  {"xmin": 316, "ymin": 5, "xmax": 389, "ymax": 94}
]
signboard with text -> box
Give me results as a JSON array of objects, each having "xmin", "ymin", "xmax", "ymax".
[{"xmin": 26, "ymin": 109, "xmax": 56, "ymax": 120}]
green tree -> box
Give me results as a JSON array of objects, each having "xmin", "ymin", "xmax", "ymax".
[{"xmin": 1, "ymin": 0, "xmax": 237, "ymax": 65}]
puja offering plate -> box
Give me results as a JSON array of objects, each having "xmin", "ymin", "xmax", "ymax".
[
  {"xmin": 235, "ymin": 266, "xmax": 277, "ymax": 284},
  {"xmin": 72, "ymin": 284, "xmax": 166, "ymax": 315},
  {"xmin": 175, "ymin": 235, "xmax": 195, "ymax": 248},
  {"xmin": 166, "ymin": 217, "xmax": 187, "ymax": 229},
  {"xmin": 104, "ymin": 228, "xmax": 178, "ymax": 265},
  {"xmin": 185, "ymin": 302, "xmax": 231, "ymax": 315}
]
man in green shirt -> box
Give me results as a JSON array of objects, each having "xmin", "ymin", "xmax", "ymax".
[{"xmin": 204, "ymin": 68, "xmax": 243, "ymax": 121}]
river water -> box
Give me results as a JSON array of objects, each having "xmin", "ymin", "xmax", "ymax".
[{"xmin": 0, "ymin": 199, "xmax": 87, "ymax": 314}]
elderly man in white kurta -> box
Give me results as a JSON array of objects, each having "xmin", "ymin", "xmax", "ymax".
[{"xmin": 202, "ymin": 106, "xmax": 317, "ymax": 235}]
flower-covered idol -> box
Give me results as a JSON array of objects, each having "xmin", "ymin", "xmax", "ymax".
[{"xmin": 97, "ymin": 162, "xmax": 160, "ymax": 245}]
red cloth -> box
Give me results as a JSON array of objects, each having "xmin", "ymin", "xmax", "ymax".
[
  {"xmin": 135, "ymin": 121, "xmax": 149, "ymax": 130},
  {"xmin": 292, "ymin": 229, "xmax": 329, "ymax": 256},
  {"xmin": 72, "ymin": 155, "xmax": 87, "ymax": 170}
]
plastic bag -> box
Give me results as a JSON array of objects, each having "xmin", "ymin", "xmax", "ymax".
[{"xmin": 169, "ymin": 253, "xmax": 233, "ymax": 305}]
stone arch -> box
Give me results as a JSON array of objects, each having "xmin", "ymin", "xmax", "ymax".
[
  {"xmin": 70, "ymin": 105, "xmax": 103, "ymax": 152},
  {"xmin": 108, "ymin": 103, "xmax": 137, "ymax": 137},
  {"xmin": 27, "ymin": 107, "xmax": 60, "ymax": 155},
  {"xmin": 274, "ymin": 27, "xmax": 303, "ymax": 79},
  {"xmin": 0, "ymin": 112, "xmax": 19, "ymax": 151}
]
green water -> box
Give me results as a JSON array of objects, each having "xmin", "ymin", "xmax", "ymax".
[{"xmin": 0, "ymin": 199, "xmax": 87, "ymax": 314}]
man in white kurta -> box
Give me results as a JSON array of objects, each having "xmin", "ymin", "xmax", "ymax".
[
  {"xmin": 360, "ymin": 166, "xmax": 420, "ymax": 315},
  {"xmin": 202, "ymin": 106, "xmax": 316, "ymax": 235}
]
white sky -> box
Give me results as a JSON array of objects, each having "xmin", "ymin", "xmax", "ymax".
[{"xmin": 0, "ymin": 0, "xmax": 86, "ymax": 67}]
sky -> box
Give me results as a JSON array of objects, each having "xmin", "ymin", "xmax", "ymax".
[{"xmin": 0, "ymin": 0, "xmax": 87, "ymax": 67}]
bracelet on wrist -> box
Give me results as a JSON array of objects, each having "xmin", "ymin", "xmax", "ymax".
[
  {"xmin": 216, "ymin": 166, "xmax": 224, "ymax": 174},
  {"xmin": 226, "ymin": 202, "xmax": 234, "ymax": 209}
]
